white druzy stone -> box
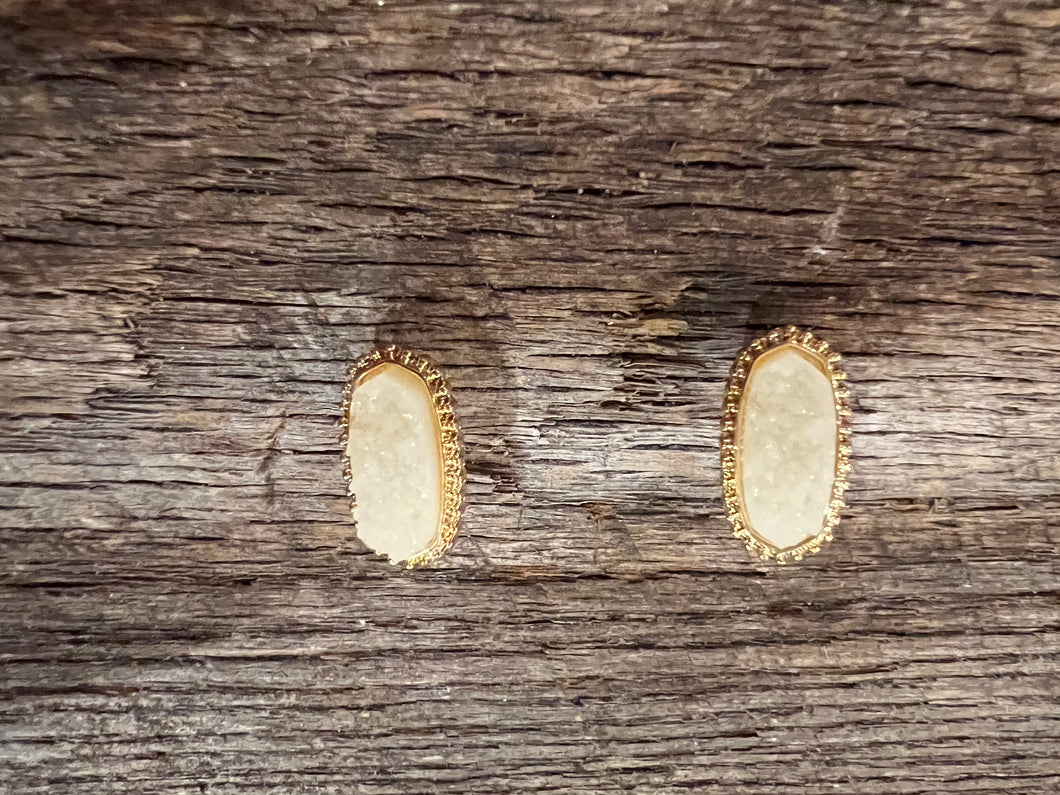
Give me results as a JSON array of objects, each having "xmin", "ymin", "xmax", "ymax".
[
  {"xmin": 346, "ymin": 363, "xmax": 444, "ymax": 563},
  {"xmin": 739, "ymin": 344, "xmax": 838, "ymax": 550}
]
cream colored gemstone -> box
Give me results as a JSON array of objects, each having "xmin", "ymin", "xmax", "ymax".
[
  {"xmin": 738, "ymin": 344, "xmax": 838, "ymax": 550},
  {"xmin": 346, "ymin": 363, "xmax": 444, "ymax": 563}
]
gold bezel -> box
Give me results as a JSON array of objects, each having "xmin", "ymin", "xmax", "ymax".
[
  {"xmin": 720, "ymin": 326, "xmax": 852, "ymax": 563},
  {"xmin": 340, "ymin": 346, "xmax": 465, "ymax": 568}
]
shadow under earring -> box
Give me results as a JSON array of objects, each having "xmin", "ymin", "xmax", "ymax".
[{"xmin": 341, "ymin": 346, "xmax": 465, "ymax": 567}]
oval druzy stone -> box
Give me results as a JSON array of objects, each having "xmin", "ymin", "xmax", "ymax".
[
  {"xmin": 343, "ymin": 349, "xmax": 462, "ymax": 566},
  {"xmin": 738, "ymin": 344, "xmax": 838, "ymax": 550},
  {"xmin": 723, "ymin": 328, "xmax": 849, "ymax": 561}
]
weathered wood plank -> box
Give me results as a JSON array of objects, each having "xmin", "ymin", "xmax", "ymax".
[{"xmin": 1, "ymin": 1, "xmax": 1058, "ymax": 792}]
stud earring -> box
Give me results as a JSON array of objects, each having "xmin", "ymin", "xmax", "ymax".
[
  {"xmin": 340, "ymin": 346, "xmax": 465, "ymax": 567},
  {"xmin": 720, "ymin": 326, "xmax": 851, "ymax": 563}
]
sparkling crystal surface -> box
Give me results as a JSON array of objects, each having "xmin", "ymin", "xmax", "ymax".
[
  {"xmin": 739, "ymin": 344, "xmax": 838, "ymax": 550},
  {"xmin": 346, "ymin": 363, "xmax": 443, "ymax": 563}
]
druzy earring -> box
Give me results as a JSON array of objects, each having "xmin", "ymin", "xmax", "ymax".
[
  {"xmin": 340, "ymin": 347, "xmax": 465, "ymax": 567},
  {"xmin": 721, "ymin": 327, "xmax": 851, "ymax": 563}
]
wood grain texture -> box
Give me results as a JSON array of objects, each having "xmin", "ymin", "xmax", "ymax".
[{"xmin": 1, "ymin": 1, "xmax": 1058, "ymax": 792}]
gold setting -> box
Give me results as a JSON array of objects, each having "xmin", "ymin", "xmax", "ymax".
[
  {"xmin": 340, "ymin": 346, "xmax": 465, "ymax": 568},
  {"xmin": 721, "ymin": 326, "xmax": 852, "ymax": 563}
]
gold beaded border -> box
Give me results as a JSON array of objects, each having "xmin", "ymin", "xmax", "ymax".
[
  {"xmin": 720, "ymin": 326, "xmax": 852, "ymax": 563},
  {"xmin": 340, "ymin": 346, "xmax": 465, "ymax": 568}
]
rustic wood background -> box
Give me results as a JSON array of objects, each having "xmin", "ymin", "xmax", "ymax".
[{"xmin": 1, "ymin": 1, "xmax": 1058, "ymax": 792}]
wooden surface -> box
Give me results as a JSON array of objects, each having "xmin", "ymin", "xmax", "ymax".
[{"xmin": 1, "ymin": 1, "xmax": 1059, "ymax": 792}]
